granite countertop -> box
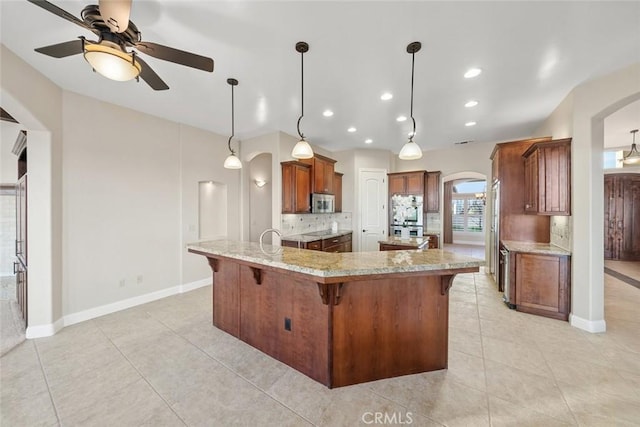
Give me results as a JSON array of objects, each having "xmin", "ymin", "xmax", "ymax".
[
  {"xmin": 378, "ymin": 236, "xmax": 432, "ymax": 249},
  {"xmin": 281, "ymin": 230, "xmax": 352, "ymax": 243},
  {"xmin": 501, "ymin": 240, "xmax": 571, "ymax": 256},
  {"xmin": 187, "ymin": 239, "xmax": 483, "ymax": 278}
]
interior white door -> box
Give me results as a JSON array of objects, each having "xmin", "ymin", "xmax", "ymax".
[{"xmin": 359, "ymin": 169, "xmax": 388, "ymax": 252}]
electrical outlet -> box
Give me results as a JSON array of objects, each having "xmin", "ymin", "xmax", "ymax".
[
  {"xmin": 137, "ymin": 275, "xmax": 143, "ymax": 284},
  {"xmin": 119, "ymin": 279, "xmax": 125, "ymax": 287}
]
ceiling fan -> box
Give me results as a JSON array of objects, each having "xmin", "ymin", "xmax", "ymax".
[{"xmin": 27, "ymin": 0, "xmax": 214, "ymax": 90}]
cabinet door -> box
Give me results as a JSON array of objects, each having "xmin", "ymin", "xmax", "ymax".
[
  {"xmin": 523, "ymin": 150, "xmax": 538, "ymax": 213},
  {"xmin": 539, "ymin": 143, "xmax": 571, "ymax": 215},
  {"xmin": 294, "ymin": 164, "xmax": 311, "ymax": 213},
  {"xmin": 621, "ymin": 175, "xmax": 640, "ymax": 260},
  {"xmin": 405, "ymin": 172, "xmax": 424, "ymax": 194},
  {"xmin": 334, "ymin": 173, "xmax": 343, "ymax": 212},
  {"xmin": 322, "ymin": 159, "xmax": 335, "ymax": 194},
  {"xmin": 425, "ymin": 171, "xmax": 441, "ymax": 212},
  {"xmin": 389, "ymin": 175, "xmax": 406, "ymax": 195},
  {"xmin": 515, "ymin": 253, "xmax": 570, "ymax": 320}
]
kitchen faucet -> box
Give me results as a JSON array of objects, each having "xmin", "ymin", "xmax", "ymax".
[{"xmin": 259, "ymin": 228, "xmax": 283, "ymax": 255}]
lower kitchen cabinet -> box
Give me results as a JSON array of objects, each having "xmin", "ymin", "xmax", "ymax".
[
  {"xmin": 514, "ymin": 252, "xmax": 570, "ymax": 321},
  {"xmin": 281, "ymin": 232, "xmax": 352, "ymax": 253}
]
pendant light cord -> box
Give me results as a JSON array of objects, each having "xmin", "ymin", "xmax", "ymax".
[
  {"xmin": 297, "ymin": 48, "xmax": 305, "ymax": 139},
  {"xmin": 409, "ymin": 50, "xmax": 416, "ymax": 142},
  {"xmin": 228, "ymin": 83, "xmax": 235, "ymax": 154}
]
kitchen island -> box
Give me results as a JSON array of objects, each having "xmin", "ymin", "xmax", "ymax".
[{"xmin": 187, "ymin": 240, "xmax": 482, "ymax": 388}]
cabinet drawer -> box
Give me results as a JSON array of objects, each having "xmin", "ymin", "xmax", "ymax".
[{"xmin": 307, "ymin": 240, "xmax": 322, "ymax": 250}]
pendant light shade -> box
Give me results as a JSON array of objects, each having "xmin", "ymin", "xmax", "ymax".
[
  {"xmin": 291, "ymin": 41, "xmax": 314, "ymax": 159},
  {"xmin": 224, "ymin": 78, "xmax": 242, "ymax": 169},
  {"xmin": 623, "ymin": 129, "xmax": 640, "ymax": 165},
  {"xmin": 399, "ymin": 41, "xmax": 423, "ymax": 161}
]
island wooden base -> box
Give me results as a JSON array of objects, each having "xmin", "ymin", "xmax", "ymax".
[{"xmin": 201, "ymin": 255, "xmax": 470, "ymax": 388}]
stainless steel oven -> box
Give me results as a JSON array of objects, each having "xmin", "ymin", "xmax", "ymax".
[{"xmin": 391, "ymin": 225, "xmax": 423, "ymax": 237}]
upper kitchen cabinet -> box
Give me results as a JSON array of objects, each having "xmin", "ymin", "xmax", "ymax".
[
  {"xmin": 490, "ymin": 137, "xmax": 552, "ymax": 243},
  {"xmin": 334, "ymin": 172, "xmax": 343, "ymax": 213},
  {"xmin": 523, "ymin": 138, "xmax": 572, "ymax": 216},
  {"xmin": 388, "ymin": 171, "xmax": 425, "ymax": 195},
  {"xmin": 425, "ymin": 171, "xmax": 441, "ymax": 212},
  {"xmin": 300, "ymin": 154, "xmax": 336, "ymax": 194},
  {"xmin": 281, "ymin": 161, "xmax": 311, "ymax": 213}
]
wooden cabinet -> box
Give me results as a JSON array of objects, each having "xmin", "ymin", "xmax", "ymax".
[
  {"xmin": 281, "ymin": 232, "xmax": 352, "ymax": 253},
  {"xmin": 300, "ymin": 154, "xmax": 336, "ymax": 194},
  {"xmin": 425, "ymin": 234, "xmax": 439, "ymax": 249},
  {"xmin": 334, "ymin": 172, "xmax": 343, "ymax": 212},
  {"xmin": 281, "ymin": 161, "xmax": 311, "ymax": 213},
  {"xmin": 604, "ymin": 173, "xmax": 640, "ymax": 260},
  {"xmin": 523, "ymin": 138, "xmax": 571, "ymax": 215},
  {"xmin": 514, "ymin": 252, "xmax": 571, "ymax": 321},
  {"xmin": 388, "ymin": 171, "xmax": 425, "ymax": 195},
  {"xmin": 490, "ymin": 137, "xmax": 552, "ymax": 244},
  {"xmin": 425, "ymin": 171, "xmax": 441, "ymax": 212},
  {"xmin": 322, "ymin": 233, "xmax": 352, "ymax": 252}
]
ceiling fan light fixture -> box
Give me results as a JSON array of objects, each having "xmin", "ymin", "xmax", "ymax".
[
  {"xmin": 623, "ymin": 129, "xmax": 640, "ymax": 165},
  {"xmin": 83, "ymin": 41, "xmax": 141, "ymax": 81},
  {"xmin": 399, "ymin": 41, "xmax": 423, "ymax": 161},
  {"xmin": 292, "ymin": 41, "xmax": 314, "ymax": 160},
  {"xmin": 224, "ymin": 78, "xmax": 242, "ymax": 169}
]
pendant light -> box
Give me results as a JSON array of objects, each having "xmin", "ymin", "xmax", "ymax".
[
  {"xmin": 291, "ymin": 41, "xmax": 314, "ymax": 159},
  {"xmin": 399, "ymin": 41, "xmax": 423, "ymax": 160},
  {"xmin": 223, "ymin": 78, "xmax": 242, "ymax": 169},
  {"xmin": 622, "ymin": 129, "xmax": 640, "ymax": 165}
]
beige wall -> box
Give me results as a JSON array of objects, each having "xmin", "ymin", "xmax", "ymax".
[
  {"xmin": 1, "ymin": 43, "xmax": 64, "ymax": 336},
  {"xmin": 533, "ymin": 62, "xmax": 640, "ymax": 332}
]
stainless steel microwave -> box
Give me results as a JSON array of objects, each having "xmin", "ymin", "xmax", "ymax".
[{"xmin": 311, "ymin": 193, "xmax": 335, "ymax": 213}]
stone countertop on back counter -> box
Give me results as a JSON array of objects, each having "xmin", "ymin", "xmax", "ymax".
[
  {"xmin": 187, "ymin": 239, "xmax": 483, "ymax": 278},
  {"xmin": 378, "ymin": 236, "xmax": 432, "ymax": 249},
  {"xmin": 501, "ymin": 240, "xmax": 571, "ymax": 256},
  {"xmin": 281, "ymin": 230, "xmax": 353, "ymax": 243}
]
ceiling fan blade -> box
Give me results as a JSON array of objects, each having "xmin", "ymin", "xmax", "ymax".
[
  {"xmin": 99, "ymin": 0, "xmax": 131, "ymax": 33},
  {"xmin": 35, "ymin": 39, "xmax": 84, "ymax": 58},
  {"xmin": 26, "ymin": 0, "xmax": 97, "ymax": 35},
  {"xmin": 134, "ymin": 42, "xmax": 214, "ymax": 72},
  {"xmin": 136, "ymin": 57, "xmax": 169, "ymax": 91}
]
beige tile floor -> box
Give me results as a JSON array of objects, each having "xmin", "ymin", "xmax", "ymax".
[{"xmin": 2, "ymin": 268, "xmax": 639, "ymax": 426}]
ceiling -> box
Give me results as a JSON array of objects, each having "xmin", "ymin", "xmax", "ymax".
[{"xmin": 1, "ymin": 1, "xmax": 639, "ymax": 154}]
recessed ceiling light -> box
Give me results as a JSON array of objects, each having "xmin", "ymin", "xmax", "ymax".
[
  {"xmin": 348, "ymin": 127, "xmax": 357, "ymax": 132},
  {"xmin": 323, "ymin": 110, "xmax": 334, "ymax": 117},
  {"xmin": 465, "ymin": 100, "xmax": 479, "ymax": 108},
  {"xmin": 465, "ymin": 121, "xmax": 477, "ymax": 127},
  {"xmin": 464, "ymin": 68, "xmax": 482, "ymax": 78},
  {"xmin": 396, "ymin": 115, "xmax": 407, "ymax": 122},
  {"xmin": 380, "ymin": 92, "xmax": 393, "ymax": 101},
  {"xmin": 365, "ymin": 139, "xmax": 373, "ymax": 144}
]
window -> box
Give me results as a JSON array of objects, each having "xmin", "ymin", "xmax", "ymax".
[{"xmin": 452, "ymin": 195, "xmax": 484, "ymax": 233}]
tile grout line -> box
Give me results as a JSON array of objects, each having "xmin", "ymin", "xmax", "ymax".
[
  {"xmin": 94, "ymin": 315, "xmax": 190, "ymax": 427},
  {"xmin": 474, "ymin": 271, "xmax": 494, "ymax": 426},
  {"xmin": 32, "ymin": 339, "xmax": 62, "ymax": 425},
  {"xmin": 149, "ymin": 311, "xmax": 317, "ymax": 426}
]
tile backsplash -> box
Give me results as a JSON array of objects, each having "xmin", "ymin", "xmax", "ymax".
[
  {"xmin": 550, "ymin": 215, "xmax": 572, "ymax": 251},
  {"xmin": 281, "ymin": 213, "xmax": 353, "ymax": 236}
]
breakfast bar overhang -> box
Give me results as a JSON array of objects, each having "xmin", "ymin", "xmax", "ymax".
[{"xmin": 187, "ymin": 240, "xmax": 483, "ymax": 388}]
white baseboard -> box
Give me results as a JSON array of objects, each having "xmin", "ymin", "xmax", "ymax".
[
  {"xmin": 25, "ymin": 278, "xmax": 212, "ymax": 338},
  {"xmin": 570, "ymin": 313, "xmax": 607, "ymax": 333},
  {"xmin": 26, "ymin": 317, "xmax": 64, "ymax": 339}
]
